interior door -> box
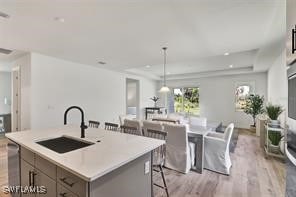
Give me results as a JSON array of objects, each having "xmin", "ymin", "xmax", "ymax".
[{"xmin": 126, "ymin": 78, "xmax": 140, "ymax": 119}]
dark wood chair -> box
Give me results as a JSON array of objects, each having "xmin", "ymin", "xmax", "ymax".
[
  {"xmin": 89, "ymin": 120, "xmax": 100, "ymax": 128},
  {"xmin": 120, "ymin": 125, "xmax": 142, "ymax": 136},
  {"xmin": 145, "ymin": 129, "xmax": 169, "ymax": 197},
  {"xmin": 104, "ymin": 122, "xmax": 119, "ymax": 131}
]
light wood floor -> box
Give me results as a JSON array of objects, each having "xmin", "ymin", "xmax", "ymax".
[
  {"xmin": 0, "ymin": 130, "xmax": 286, "ymax": 197},
  {"xmin": 0, "ymin": 137, "xmax": 9, "ymax": 197},
  {"xmin": 154, "ymin": 129, "xmax": 286, "ymax": 197}
]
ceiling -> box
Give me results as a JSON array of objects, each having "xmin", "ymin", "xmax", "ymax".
[{"xmin": 0, "ymin": 0, "xmax": 285, "ymax": 79}]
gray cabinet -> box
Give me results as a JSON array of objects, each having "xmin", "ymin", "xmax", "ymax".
[
  {"xmin": 35, "ymin": 169, "xmax": 56, "ymax": 197},
  {"xmin": 19, "ymin": 146, "xmax": 152, "ymax": 197},
  {"xmin": 20, "ymin": 160, "xmax": 35, "ymax": 197},
  {"xmin": 57, "ymin": 184, "xmax": 78, "ymax": 197},
  {"xmin": 57, "ymin": 167, "xmax": 88, "ymax": 197},
  {"xmin": 20, "ymin": 147, "xmax": 57, "ymax": 197},
  {"xmin": 20, "ymin": 147, "xmax": 82, "ymax": 197}
]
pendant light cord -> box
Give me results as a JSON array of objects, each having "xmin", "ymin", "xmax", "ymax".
[{"xmin": 163, "ymin": 47, "xmax": 167, "ymax": 86}]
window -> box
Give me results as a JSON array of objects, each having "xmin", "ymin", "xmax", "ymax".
[
  {"xmin": 173, "ymin": 87, "xmax": 200, "ymax": 115},
  {"xmin": 235, "ymin": 82, "xmax": 254, "ymax": 111}
]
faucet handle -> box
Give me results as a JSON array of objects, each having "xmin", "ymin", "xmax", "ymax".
[{"xmin": 81, "ymin": 123, "xmax": 88, "ymax": 129}]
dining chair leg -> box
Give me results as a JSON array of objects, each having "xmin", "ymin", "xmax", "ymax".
[{"xmin": 159, "ymin": 165, "xmax": 169, "ymax": 197}]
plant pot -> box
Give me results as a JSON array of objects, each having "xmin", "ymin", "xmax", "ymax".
[
  {"xmin": 268, "ymin": 142, "xmax": 280, "ymax": 154},
  {"xmin": 270, "ymin": 120, "xmax": 280, "ymax": 127},
  {"xmin": 249, "ymin": 125, "xmax": 256, "ymax": 133}
]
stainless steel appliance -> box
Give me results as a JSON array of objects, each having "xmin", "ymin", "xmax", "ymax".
[{"xmin": 7, "ymin": 139, "xmax": 20, "ymax": 197}]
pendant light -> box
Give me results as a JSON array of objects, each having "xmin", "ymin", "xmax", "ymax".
[{"xmin": 159, "ymin": 47, "xmax": 170, "ymax": 93}]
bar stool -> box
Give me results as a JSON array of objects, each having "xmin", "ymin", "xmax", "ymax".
[
  {"xmin": 104, "ymin": 122, "xmax": 119, "ymax": 131},
  {"xmin": 145, "ymin": 129, "xmax": 169, "ymax": 197},
  {"xmin": 120, "ymin": 125, "xmax": 142, "ymax": 136},
  {"xmin": 89, "ymin": 120, "xmax": 100, "ymax": 128}
]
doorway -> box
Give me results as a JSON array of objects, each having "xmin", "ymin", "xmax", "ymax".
[
  {"xmin": 126, "ymin": 78, "xmax": 140, "ymax": 119},
  {"xmin": 0, "ymin": 71, "xmax": 12, "ymax": 137}
]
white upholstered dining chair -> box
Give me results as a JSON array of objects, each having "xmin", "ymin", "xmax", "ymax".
[
  {"xmin": 142, "ymin": 120, "xmax": 163, "ymax": 135},
  {"xmin": 123, "ymin": 119, "xmax": 142, "ymax": 135},
  {"xmin": 189, "ymin": 116, "xmax": 207, "ymax": 127},
  {"xmin": 164, "ymin": 124, "xmax": 195, "ymax": 174},
  {"xmin": 167, "ymin": 113, "xmax": 184, "ymax": 123},
  {"xmin": 119, "ymin": 114, "xmax": 135, "ymax": 126},
  {"xmin": 204, "ymin": 123, "xmax": 234, "ymax": 175}
]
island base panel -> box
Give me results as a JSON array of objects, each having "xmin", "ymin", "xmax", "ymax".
[{"xmin": 89, "ymin": 152, "xmax": 152, "ymax": 197}]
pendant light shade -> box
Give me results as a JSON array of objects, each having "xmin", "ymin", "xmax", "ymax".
[
  {"xmin": 159, "ymin": 47, "xmax": 170, "ymax": 93},
  {"xmin": 159, "ymin": 86, "xmax": 170, "ymax": 92}
]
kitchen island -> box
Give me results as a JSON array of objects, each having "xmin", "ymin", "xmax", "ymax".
[{"xmin": 6, "ymin": 126, "xmax": 164, "ymax": 197}]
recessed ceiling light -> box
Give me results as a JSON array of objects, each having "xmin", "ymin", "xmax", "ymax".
[
  {"xmin": 229, "ymin": 64, "xmax": 233, "ymax": 68},
  {"xmin": 224, "ymin": 52, "xmax": 229, "ymax": 56},
  {"xmin": 98, "ymin": 61, "xmax": 106, "ymax": 65},
  {"xmin": 167, "ymin": 72, "xmax": 171, "ymax": 75},
  {"xmin": 146, "ymin": 65, "xmax": 151, "ymax": 68},
  {"xmin": 0, "ymin": 11, "xmax": 10, "ymax": 19},
  {"xmin": 54, "ymin": 17, "xmax": 65, "ymax": 23}
]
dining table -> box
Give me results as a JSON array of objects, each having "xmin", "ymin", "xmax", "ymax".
[
  {"xmin": 135, "ymin": 118, "xmax": 222, "ymax": 174},
  {"xmin": 185, "ymin": 121, "xmax": 223, "ymax": 174}
]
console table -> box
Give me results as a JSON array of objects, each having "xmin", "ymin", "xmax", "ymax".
[{"xmin": 145, "ymin": 107, "xmax": 164, "ymax": 120}]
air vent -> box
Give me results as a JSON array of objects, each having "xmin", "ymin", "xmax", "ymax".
[
  {"xmin": 0, "ymin": 11, "xmax": 10, "ymax": 18},
  {"xmin": 0, "ymin": 48, "xmax": 13, "ymax": 54},
  {"xmin": 98, "ymin": 61, "xmax": 106, "ymax": 65}
]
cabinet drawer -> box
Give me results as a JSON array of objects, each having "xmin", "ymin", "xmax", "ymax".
[
  {"xmin": 57, "ymin": 167, "xmax": 88, "ymax": 197},
  {"xmin": 35, "ymin": 155, "xmax": 57, "ymax": 180},
  {"xmin": 35, "ymin": 169, "xmax": 56, "ymax": 197},
  {"xmin": 20, "ymin": 147, "xmax": 35, "ymax": 166},
  {"xmin": 57, "ymin": 184, "xmax": 79, "ymax": 197}
]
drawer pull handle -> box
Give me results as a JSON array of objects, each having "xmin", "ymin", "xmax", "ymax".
[
  {"xmin": 59, "ymin": 192, "xmax": 67, "ymax": 197},
  {"xmin": 60, "ymin": 178, "xmax": 75, "ymax": 187},
  {"xmin": 29, "ymin": 171, "xmax": 32, "ymax": 186},
  {"xmin": 32, "ymin": 172, "xmax": 37, "ymax": 186}
]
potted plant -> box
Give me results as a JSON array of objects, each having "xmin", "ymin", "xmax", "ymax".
[
  {"xmin": 268, "ymin": 130, "xmax": 283, "ymax": 153},
  {"xmin": 150, "ymin": 96, "xmax": 160, "ymax": 107},
  {"xmin": 244, "ymin": 94, "xmax": 265, "ymax": 131},
  {"xmin": 265, "ymin": 104, "xmax": 284, "ymax": 126}
]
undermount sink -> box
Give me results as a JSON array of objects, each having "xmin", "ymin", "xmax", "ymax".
[{"xmin": 36, "ymin": 136, "xmax": 94, "ymax": 154}]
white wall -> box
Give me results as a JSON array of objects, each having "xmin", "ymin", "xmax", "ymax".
[
  {"xmin": 267, "ymin": 51, "xmax": 289, "ymax": 127},
  {"xmin": 30, "ymin": 53, "xmax": 156, "ymax": 129},
  {"xmin": 164, "ymin": 72, "xmax": 267, "ymax": 128},
  {"xmin": 0, "ymin": 72, "xmax": 11, "ymax": 114},
  {"xmin": 266, "ymin": 51, "xmax": 296, "ymax": 131}
]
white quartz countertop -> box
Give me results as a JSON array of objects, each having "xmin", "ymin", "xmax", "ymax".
[{"xmin": 6, "ymin": 126, "xmax": 164, "ymax": 182}]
